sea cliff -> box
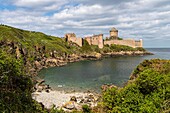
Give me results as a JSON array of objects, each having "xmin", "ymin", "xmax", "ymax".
[{"xmin": 0, "ymin": 25, "xmax": 152, "ymax": 77}]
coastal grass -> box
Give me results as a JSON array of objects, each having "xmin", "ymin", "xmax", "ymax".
[{"xmin": 0, "ymin": 24, "xmax": 82, "ymax": 57}]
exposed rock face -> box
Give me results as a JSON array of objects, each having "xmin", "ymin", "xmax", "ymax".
[
  {"xmin": 35, "ymin": 61, "xmax": 42, "ymax": 69},
  {"xmin": 102, "ymin": 51, "xmax": 153, "ymax": 57},
  {"xmin": 81, "ymin": 52, "xmax": 102, "ymax": 60},
  {"xmin": 34, "ymin": 78, "xmax": 51, "ymax": 92},
  {"xmin": 0, "ymin": 40, "xmax": 152, "ymax": 77},
  {"xmin": 16, "ymin": 46, "xmax": 21, "ymax": 59},
  {"xmin": 45, "ymin": 58, "xmax": 58, "ymax": 66},
  {"xmin": 101, "ymin": 84, "xmax": 118, "ymax": 91}
]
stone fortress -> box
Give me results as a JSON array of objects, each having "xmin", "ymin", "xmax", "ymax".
[
  {"xmin": 65, "ymin": 27, "xmax": 143, "ymax": 49},
  {"xmin": 65, "ymin": 33, "xmax": 82, "ymax": 47}
]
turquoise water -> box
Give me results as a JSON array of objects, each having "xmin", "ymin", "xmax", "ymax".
[{"xmin": 39, "ymin": 48, "xmax": 170, "ymax": 92}]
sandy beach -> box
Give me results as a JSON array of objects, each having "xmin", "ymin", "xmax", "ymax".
[{"xmin": 32, "ymin": 90, "xmax": 98, "ymax": 110}]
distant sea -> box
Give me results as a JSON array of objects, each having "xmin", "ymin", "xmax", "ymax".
[{"xmin": 39, "ymin": 48, "xmax": 170, "ymax": 92}]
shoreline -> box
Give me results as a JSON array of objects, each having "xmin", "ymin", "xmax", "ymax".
[
  {"xmin": 33, "ymin": 50, "xmax": 153, "ymax": 74},
  {"xmin": 32, "ymin": 50, "xmax": 153, "ymax": 110}
]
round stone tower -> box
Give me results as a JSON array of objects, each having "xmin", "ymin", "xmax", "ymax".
[{"xmin": 110, "ymin": 27, "xmax": 118, "ymax": 39}]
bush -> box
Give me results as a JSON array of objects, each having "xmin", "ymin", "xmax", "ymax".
[
  {"xmin": 102, "ymin": 59, "xmax": 170, "ymax": 113},
  {"xmin": 0, "ymin": 51, "xmax": 46, "ymax": 112},
  {"xmin": 81, "ymin": 40, "xmax": 93, "ymax": 53},
  {"xmin": 82, "ymin": 105, "xmax": 92, "ymax": 113}
]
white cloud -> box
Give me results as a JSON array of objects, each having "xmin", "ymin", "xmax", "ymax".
[
  {"xmin": 0, "ymin": 0, "xmax": 170, "ymax": 47},
  {"xmin": 13, "ymin": 0, "xmax": 68, "ymax": 12},
  {"xmin": 53, "ymin": 4, "xmax": 104, "ymax": 20},
  {"xmin": 14, "ymin": 0, "xmax": 56, "ymax": 7}
]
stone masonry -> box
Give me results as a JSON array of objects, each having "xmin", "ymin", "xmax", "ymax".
[
  {"xmin": 65, "ymin": 27, "xmax": 143, "ymax": 48},
  {"xmin": 65, "ymin": 33, "xmax": 82, "ymax": 47},
  {"xmin": 85, "ymin": 34, "xmax": 104, "ymax": 49},
  {"xmin": 104, "ymin": 27, "xmax": 143, "ymax": 48},
  {"xmin": 110, "ymin": 27, "xmax": 118, "ymax": 39}
]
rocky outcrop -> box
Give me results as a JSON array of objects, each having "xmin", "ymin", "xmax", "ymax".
[
  {"xmin": 16, "ymin": 46, "xmax": 21, "ymax": 59},
  {"xmin": 81, "ymin": 52, "xmax": 102, "ymax": 60},
  {"xmin": 33, "ymin": 78, "xmax": 51, "ymax": 93},
  {"xmin": 62, "ymin": 93, "xmax": 98, "ymax": 111},
  {"xmin": 101, "ymin": 84, "xmax": 118, "ymax": 91},
  {"xmin": 102, "ymin": 51, "xmax": 153, "ymax": 57}
]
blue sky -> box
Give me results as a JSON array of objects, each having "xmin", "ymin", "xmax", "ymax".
[{"xmin": 0, "ymin": 0, "xmax": 170, "ymax": 48}]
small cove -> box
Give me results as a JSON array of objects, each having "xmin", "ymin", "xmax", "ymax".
[{"xmin": 38, "ymin": 48, "xmax": 170, "ymax": 92}]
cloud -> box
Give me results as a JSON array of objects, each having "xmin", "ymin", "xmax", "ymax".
[
  {"xmin": 0, "ymin": 0, "xmax": 170, "ymax": 47},
  {"xmin": 52, "ymin": 4, "xmax": 105, "ymax": 20},
  {"xmin": 73, "ymin": 0, "xmax": 136, "ymax": 6},
  {"xmin": 13, "ymin": 0, "xmax": 68, "ymax": 12}
]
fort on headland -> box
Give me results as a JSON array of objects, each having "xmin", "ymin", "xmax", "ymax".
[{"xmin": 65, "ymin": 27, "xmax": 143, "ymax": 49}]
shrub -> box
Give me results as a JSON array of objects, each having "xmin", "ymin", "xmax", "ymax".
[
  {"xmin": 0, "ymin": 51, "xmax": 46, "ymax": 112},
  {"xmin": 82, "ymin": 105, "xmax": 92, "ymax": 113},
  {"xmin": 102, "ymin": 59, "xmax": 170, "ymax": 113}
]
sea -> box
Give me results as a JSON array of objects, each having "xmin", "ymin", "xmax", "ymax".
[{"xmin": 38, "ymin": 48, "xmax": 170, "ymax": 92}]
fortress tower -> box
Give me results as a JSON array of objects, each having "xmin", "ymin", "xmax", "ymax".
[{"xmin": 110, "ymin": 27, "xmax": 118, "ymax": 40}]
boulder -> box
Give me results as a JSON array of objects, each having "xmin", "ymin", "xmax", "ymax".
[
  {"xmin": 70, "ymin": 96, "xmax": 77, "ymax": 102},
  {"xmin": 94, "ymin": 53, "xmax": 101, "ymax": 59},
  {"xmin": 101, "ymin": 84, "xmax": 118, "ymax": 91},
  {"xmin": 45, "ymin": 58, "xmax": 58, "ymax": 66},
  {"xmin": 35, "ymin": 61, "xmax": 42, "ymax": 69},
  {"xmin": 37, "ymin": 86, "xmax": 43, "ymax": 92},
  {"xmin": 63, "ymin": 101, "xmax": 76, "ymax": 110}
]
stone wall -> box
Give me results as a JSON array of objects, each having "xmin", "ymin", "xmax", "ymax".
[
  {"xmin": 65, "ymin": 33, "xmax": 82, "ymax": 47},
  {"xmin": 104, "ymin": 39, "xmax": 142, "ymax": 48},
  {"xmin": 85, "ymin": 34, "xmax": 104, "ymax": 49},
  {"xmin": 85, "ymin": 37, "xmax": 92, "ymax": 45},
  {"xmin": 65, "ymin": 28, "xmax": 143, "ymax": 49},
  {"xmin": 97, "ymin": 34, "xmax": 104, "ymax": 49},
  {"xmin": 135, "ymin": 39, "xmax": 143, "ymax": 47}
]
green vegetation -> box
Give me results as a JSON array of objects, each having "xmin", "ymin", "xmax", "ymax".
[
  {"xmin": 0, "ymin": 25, "xmax": 146, "ymax": 57},
  {"xmin": 102, "ymin": 59, "xmax": 170, "ymax": 113},
  {"xmin": 0, "ymin": 24, "xmax": 82, "ymax": 57},
  {"xmin": 82, "ymin": 105, "xmax": 92, "ymax": 113},
  {"xmin": 81, "ymin": 40, "xmax": 101, "ymax": 54},
  {"xmin": 0, "ymin": 50, "xmax": 47, "ymax": 112},
  {"xmin": 118, "ymin": 37, "xmax": 123, "ymax": 40},
  {"xmin": 102, "ymin": 44, "xmax": 145, "ymax": 53}
]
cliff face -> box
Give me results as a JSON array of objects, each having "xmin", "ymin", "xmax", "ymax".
[
  {"xmin": 0, "ymin": 25, "xmax": 151, "ymax": 76},
  {"xmin": 0, "ymin": 25, "xmax": 101, "ymax": 76}
]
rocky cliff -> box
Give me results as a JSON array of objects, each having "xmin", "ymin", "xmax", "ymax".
[{"xmin": 0, "ymin": 25, "xmax": 152, "ymax": 77}]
